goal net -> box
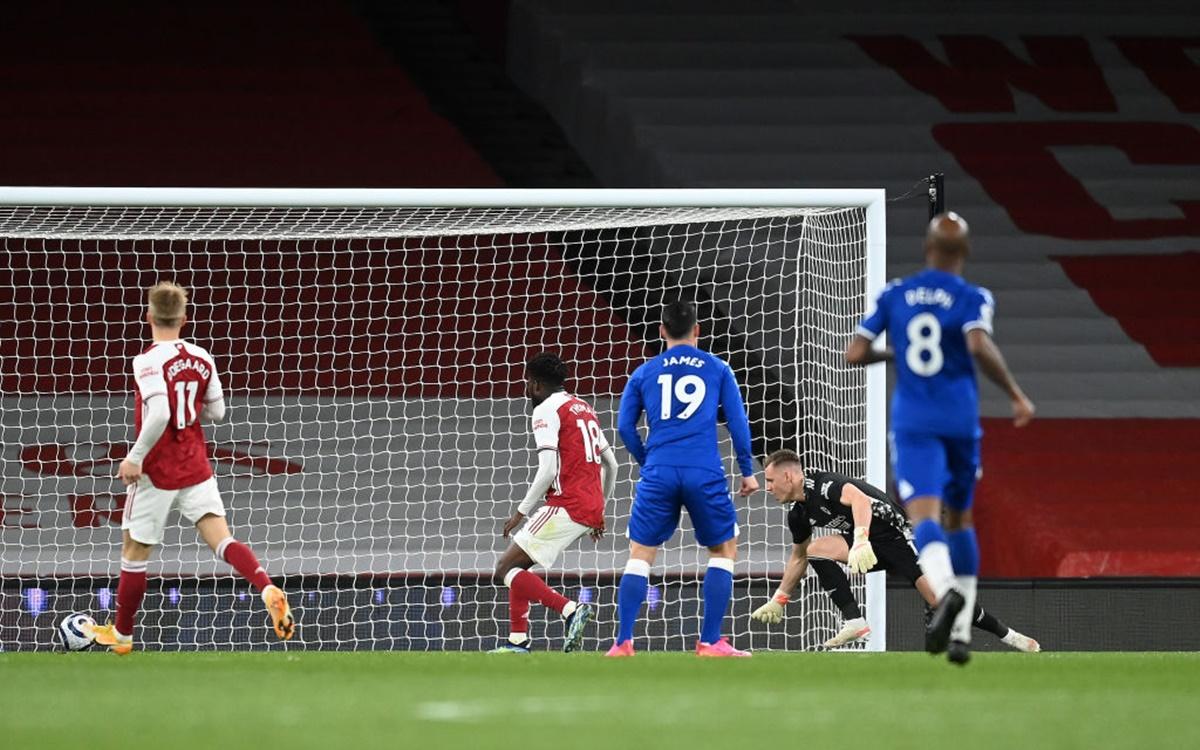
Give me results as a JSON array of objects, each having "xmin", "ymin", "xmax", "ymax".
[{"xmin": 0, "ymin": 188, "xmax": 885, "ymax": 652}]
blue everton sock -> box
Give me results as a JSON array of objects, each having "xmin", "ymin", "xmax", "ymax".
[
  {"xmin": 946, "ymin": 528, "xmax": 980, "ymax": 576},
  {"xmin": 616, "ymin": 559, "xmax": 650, "ymax": 644},
  {"xmin": 701, "ymin": 558, "xmax": 735, "ymax": 644},
  {"xmin": 912, "ymin": 517, "xmax": 948, "ymax": 553},
  {"xmin": 912, "ymin": 517, "xmax": 955, "ymax": 598}
]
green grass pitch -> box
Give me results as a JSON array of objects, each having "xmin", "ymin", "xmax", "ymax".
[{"xmin": 2, "ymin": 651, "xmax": 1197, "ymax": 749}]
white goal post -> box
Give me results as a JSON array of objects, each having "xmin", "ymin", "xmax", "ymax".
[{"xmin": 0, "ymin": 187, "xmax": 886, "ymax": 652}]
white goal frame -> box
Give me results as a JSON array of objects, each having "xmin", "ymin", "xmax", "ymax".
[{"xmin": 0, "ymin": 186, "xmax": 887, "ymax": 651}]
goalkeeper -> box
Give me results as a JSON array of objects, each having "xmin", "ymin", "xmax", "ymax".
[{"xmin": 750, "ymin": 449, "xmax": 1038, "ymax": 652}]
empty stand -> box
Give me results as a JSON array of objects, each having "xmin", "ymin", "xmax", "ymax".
[
  {"xmin": 508, "ymin": 0, "xmax": 1200, "ymax": 575},
  {"xmin": 0, "ymin": 2, "xmax": 500, "ymax": 187}
]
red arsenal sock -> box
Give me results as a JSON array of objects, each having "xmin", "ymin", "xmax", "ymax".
[
  {"xmin": 509, "ymin": 569, "xmax": 570, "ymax": 615},
  {"xmin": 216, "ymin": 538, "xmax": 273, "ymax": 592},
  {"xmin": 509, "ymin": 588, "xmax": 531, "ymax": 639},
  {"xmin": 115, "ymin": 558, "xmax": 148, "ymax": 637}
]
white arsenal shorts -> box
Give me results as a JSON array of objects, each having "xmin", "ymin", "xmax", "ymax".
[
  {"xmin": 122, "ymin": 475, "xmax": 225, "ymax": 546},
  {"xmin": 513, "ymin": 505, "xmax": 591, "ymax": 569}
]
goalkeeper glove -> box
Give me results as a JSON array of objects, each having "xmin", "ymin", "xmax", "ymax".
[
  {"xmin": 846, "ymin": 527, "xmax": 877, "ymax": 574},
  {"xmin": 750, "ymin": 591, "xmax": 789, "ymax": 624}
]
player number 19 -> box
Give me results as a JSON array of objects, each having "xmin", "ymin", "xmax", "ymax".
[
  {"xmin": 906, "ymin": 313, "xmax": 944, "ymax": 377},
  {"xmin": 657, "ymin": 373, "xmax": 706, "ymax": 420},
  {"xmin": 173, "ymin": 381, "xmax": 199, "ymax": 429}
]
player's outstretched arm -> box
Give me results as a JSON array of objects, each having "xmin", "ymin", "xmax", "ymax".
[
  {"xmin": 751, "ymin": 541, "xmax": 810, "ymax": 624},
  {"xmin": 966, "ymin": 329, "xmax": 1035, "ymax": 427},
  {"xmin": 599, "ymin": 446, "xmax": 618, "ymax": 500},
  {"xmin": 844, "ymin": 334, "xmax": 893, "ymax": 366},
  {"xmin": 719, "ymin": 364, "xmax": 758, "ymax": 492},
  {"xmin": 200, "ymin": 368, "xmax": 226, "ymax": 423},
  {"xmin": 847, "ymin": 283, "xmax": 893, "ymax": 366},
  {"xmin": 504, "ymin": 449, "xmax": 558, "ymax": 538},
  {"xmin": 616, "ymin": 370, "xmax": 647, "ymax": 466},
  {"xmin": 839, "ymin": 485, "xmax": 879, "ymax": 574},
  {"xmin": 120, "ymin": 395, "xmax": 169, "ymax": 484}
]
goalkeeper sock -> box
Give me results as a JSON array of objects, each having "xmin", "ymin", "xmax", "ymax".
[
  {"xmin": 216, "ymin": 537, "xmax": 273, "ymax": 592},
  {"xmin": 700, "ymin": 557, "xmax": 735, "ymax": 644},
  {"xmin": 115, "ymin": 558, "xmax": 147, "ymax": 637},
  {"xmin": 973, "ymin": 604, "xmax": 1009, "ymax": 639},
  {"xmin": 616, "ymin": 559, "xmax": 650, "ymax": 644},
  {"xmin": 508, "ymin": 569, "xmax": 570, "ymax": 615},
  {"xmin": 810, "ymin": 558, "xmax": 862, "ymax": 620}
]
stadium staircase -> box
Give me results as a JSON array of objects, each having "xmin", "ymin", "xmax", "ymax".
[
  {"xmin": 505, "ymin": 0, "xmax": 1200, "ymax": 576},
  {"xmin": 356, "ymin": 0, "xmax": 597, "ymax": 187}
]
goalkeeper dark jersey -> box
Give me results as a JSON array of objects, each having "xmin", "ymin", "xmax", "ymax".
[{"xmin": 787, "ymin": 471, "xmax": 910, "ymax": 545}]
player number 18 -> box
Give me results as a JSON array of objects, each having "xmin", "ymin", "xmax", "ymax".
[
  {"xmin": 575, "ymin": 419, "xmax": 604, "ymax": 464},
  {"xmin": 657, "ymin": 373, "xmax": 706, "ymax": 420}
]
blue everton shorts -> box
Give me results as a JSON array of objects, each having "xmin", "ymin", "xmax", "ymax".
[
  {"xmin": 628, "ymin": 465, "xmax": 738, "ymax": 548},
  {"xmin": 889, "ymin": 431, "xmax": 981, "ymax": 511}
]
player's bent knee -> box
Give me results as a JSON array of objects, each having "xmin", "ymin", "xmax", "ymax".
[
  {"xmin": 905, "ymin": 497, "xmax": 942, "ymax": 523},
  {"xmin": 628, "ymin": 541, "xmax": 659, "ymax": 564},
  {"xmin": 807, "ymin": 535, "xmax": 849, "ymax": 561},
  {"xmin": 122, "ymin": 537, "xmax": 154, "ymax": 561},
  {"xmin": 944, "ymin": 508, "xmax": 973, "ymax": 531},
  {"xmin": 706, "ymin": 538, "xmax": 737, "ymax": 559}
]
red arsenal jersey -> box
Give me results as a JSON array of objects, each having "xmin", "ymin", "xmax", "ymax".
[
  {"xmin": 531, "ymin": 391, "xmax": 609, "ymax": 529},
  {"xmin": 132, "ymin": 340, "xmax": 223, "ymax": 490}
]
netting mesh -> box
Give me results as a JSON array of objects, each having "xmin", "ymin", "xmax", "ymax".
[{"xmin": 0, "ymin": 203, "xmax": 871, "ymax": 651}]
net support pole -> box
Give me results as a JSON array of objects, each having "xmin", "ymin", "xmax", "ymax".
[{"xmin": 863, "ymin": 192, "xmax": 888, "ymax": 653}]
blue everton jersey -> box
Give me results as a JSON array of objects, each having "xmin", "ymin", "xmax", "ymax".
[
  {"xmin": 617, "ymin": 344, "xmax": 755, "ymax": 477},
  {"xmin": 857, "ymin": 268, "xmax": 995, "ymax": 438}
]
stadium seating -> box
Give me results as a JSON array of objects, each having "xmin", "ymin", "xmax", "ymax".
[
  {"xmin": 0, "ymin": 2, "xmax": 500, "ymax": 187},
  {"xmin": 507, "ymin": 0, "xmax": 1200, "ymax": 576}
]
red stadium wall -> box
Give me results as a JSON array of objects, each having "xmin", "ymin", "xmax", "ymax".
[{"xmin": 975, "ymin": 418, "xmax": 1200, "ymax": 577}]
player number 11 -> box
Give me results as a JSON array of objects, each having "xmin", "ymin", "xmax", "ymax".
[{"xmin": 173, "ymin": 381, "xmax": 199, "ymax": 429}]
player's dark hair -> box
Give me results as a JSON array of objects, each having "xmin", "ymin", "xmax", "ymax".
[
  {"xmin": 661, "ymin": 300, "xmax": 698, "ymax": 340},
  {"xmin": 765, "ymin": 449, "xmax": 803, "ymax": 470},
  {"xmin": 527, "ymin": 352, "xmax": 569, "ymax": 389}
]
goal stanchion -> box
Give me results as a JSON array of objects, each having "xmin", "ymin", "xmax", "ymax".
[{"xmin": 0, "ymin": 188, "xmax": 885, "ymax": 652}]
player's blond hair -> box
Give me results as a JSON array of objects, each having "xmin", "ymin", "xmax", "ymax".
[{"xmin": 148, "ymin": 281, "xmax": 188, "ymax": 328}]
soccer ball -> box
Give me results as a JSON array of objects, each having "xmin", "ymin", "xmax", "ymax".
[{"xmin": 58, "ymin": 613, "xmax": 97, "ymax": 651}]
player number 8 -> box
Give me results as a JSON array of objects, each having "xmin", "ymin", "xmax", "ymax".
[
  {"xmin": 657, "ymin": 374, "xmax": 706, "ymax": 420},
  {"xmin": 905, "ymin": 313, "xmax": 944, "ymax": 377}
]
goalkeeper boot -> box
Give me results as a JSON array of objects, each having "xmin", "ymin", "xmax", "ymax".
[
  {"xmin": 696, "ymin": 638, "xmax": 751, "ymax": 658},
  {"xmin": 262, "ymin": 585, "xmax": 295, "ymax": 640},
  {"xmin": 1002, "ymin": 629, "xmax": 1041, "ymax": 653},
  {"xmin": 562, "ymin": 602, "xmax": 593, "ymax": 653},
  {"xmin": 925, "ymin": 589, "xmax": 965, "ymax": 655},
  {"xmin": 90, "ymin": 623, "xmax": 133, "ymax": 655},
  {"xmin": 605, "ymin": 640, "xmax": 635, "ymax": 657},
  {"xmin": 947, "ymin": 639, "xmax": 971, "ymax": 666},
  {"xmin": 823, "ymin": 617, "xmax": 871, "ymax": 648}
]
